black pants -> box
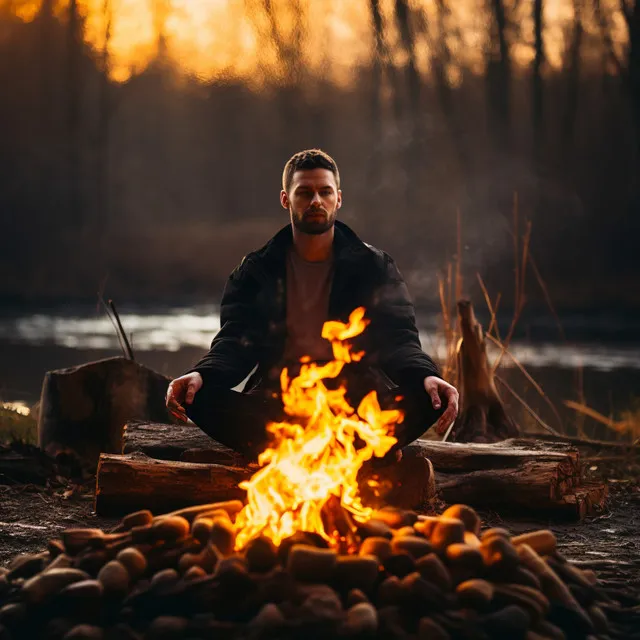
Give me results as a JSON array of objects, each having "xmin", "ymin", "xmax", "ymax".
[{"xmin": 186, "ymin": 367, "xmax": 445, "ymax": 460}]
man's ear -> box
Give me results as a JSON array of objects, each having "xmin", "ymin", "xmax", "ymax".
[
  {"xmin": 280, "ymin": 190, "xmax": 289, "ymax": 210},
  {"xmin": 336, "ymin": 189, "xmax": 343, "ymax": 210}
]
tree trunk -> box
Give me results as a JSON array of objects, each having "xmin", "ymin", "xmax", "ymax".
[
  {"xmin": 38, "ymin": 358, "xmax": 170, "ymax": 467},
  {"xmin": 67, "ymin": 0, "xmax": 82, "ymax": 228},
  {"xmin": 486, "ymin": 0, "xmax": 511, "ymax": 151},
  {"xmin": 450, "ymin": 300, "xmax": 520, "ymax": 442}
]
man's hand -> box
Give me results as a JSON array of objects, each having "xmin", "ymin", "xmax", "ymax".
[
  {"xmin": 424, "ymin": 375, "xmax": 459, "ymax": 435},
  {"xmin": 166, "ymin": 372, "xmax": 203, "ymax": 422}
]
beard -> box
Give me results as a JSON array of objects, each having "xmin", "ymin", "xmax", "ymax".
[{"xmin": 291, "ymin": 206, "xmax": 336, "ymax": 235}]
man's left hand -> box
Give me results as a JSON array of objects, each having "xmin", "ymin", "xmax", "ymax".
[{"xmin": 424, "ymin": 376, "xmax": 459, "ymax": 435}]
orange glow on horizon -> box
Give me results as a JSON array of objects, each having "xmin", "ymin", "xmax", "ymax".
[{"xmin": 4, "ymin": 0, "xmax": 630, "ymax": 85}]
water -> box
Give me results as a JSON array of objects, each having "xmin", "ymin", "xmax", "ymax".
[
  {"xmin": 1, "ymin": 306, "xmax": 639, "ymax": 438},
  {"xmin": 1, "ymin": 306, "xmax": 640, "ymax": 372}
]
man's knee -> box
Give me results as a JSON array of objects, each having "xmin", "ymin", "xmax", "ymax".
[{"xmin": 389, "ymin": 385, "xmax": 447, "ymax": 446}]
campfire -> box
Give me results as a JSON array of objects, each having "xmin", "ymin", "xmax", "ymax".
[
  {"xmin": 0, "ymin": 309, "xmax": 629, "ymax": 639},
  {"xmin": 235, "ymin": 306, "xmax": 401, "ymax": 552}
]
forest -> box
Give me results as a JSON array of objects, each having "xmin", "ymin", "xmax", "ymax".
[{"xmin": 0, "ymin": 0, "xmax": 638, "ymax": 311}]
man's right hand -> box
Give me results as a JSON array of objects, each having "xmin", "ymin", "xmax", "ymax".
[{"xmin": 166, "ymin": 372, "xmax": 203, "ymax": 422}]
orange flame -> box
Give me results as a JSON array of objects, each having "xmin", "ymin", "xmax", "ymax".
[{"xmin": 234, "ymin": 307, "xmax": 402, "ymax": 550}]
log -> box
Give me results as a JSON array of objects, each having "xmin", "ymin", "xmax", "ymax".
[
  {"xmin": 96, "ymin": 434, "xmax": 599, "ymax": 517},
  {"xmin": 38, "ymin": 357, "xmax": 170, "ymax": 467},
  {"xmin": 357, "ymin": 448, "xmax": 436, "ymax": 511},
  {"xmin": 452, "ymin": 300, "xmax": 520, "ymax": 442},
  {"xmin": 95, "ymin": 448, "xmax": 437, "ymax": 516},
  {"xmin": 555, "ymin": 482, "xmax": 609, "ymax": 520},
  {"xmin": 123, "ymin": 421, "xmax": 242, "ymax": 465},
  {"xmin": 95, "ymin": 452, "xmax": 250, "ymax": 515},
  {"xmin": 126, "ymin": 422, "xmax": 581, "ymax": 477},
  {"xmin": 124, "ymin": 421, "xmax": 231, "ymax": 459},
  {"xmin": 415, "ymin": 438, "xmax": 593, "ymax": 515},
  {"xmin": 405, "ymin": 438, "xmax": 581, "ymax": 475},
  {"xmin": 433, "ymin": 467, "xmax": 606, "ymax": 518},
  {"xmin": 435, "ymin": 460, "xmax": 574, "ymax": 507},
  {"xmin": 121, "ymin": 422, "xmax": 608, "ymax": 517}
]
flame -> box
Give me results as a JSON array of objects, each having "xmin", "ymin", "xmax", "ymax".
[{"xmin": 234, "ymin": 307, "xmax": 401, "ymax": 550}]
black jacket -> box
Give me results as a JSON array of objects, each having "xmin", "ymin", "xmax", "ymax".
[{"xmin": 189, "ymin": 220, "xmax": 440, "ymax": 393}]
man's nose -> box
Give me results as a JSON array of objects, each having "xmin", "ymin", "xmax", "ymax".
[{"xmin": 310, "ymin": 191, "xmax": 322, "ymax": 205}]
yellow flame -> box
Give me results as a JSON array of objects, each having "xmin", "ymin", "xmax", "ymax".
[{"xmin": 234, "ymin": 307, "xmax": 401, "ymax": 550}]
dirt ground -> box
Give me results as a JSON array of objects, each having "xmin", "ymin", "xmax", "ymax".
[
  {"xmin": 1, "ymin": 477, "xmax": 639, "ymax": 595},
  {"xmin": 0, "ymin": 480, "xmax": 119, "ymax": 565}
]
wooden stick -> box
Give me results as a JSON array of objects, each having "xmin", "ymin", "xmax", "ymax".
[
  {"xmin": 108, "ymin": 299, "xmax": 135, "ymax": 361},
  {"xmin": 486, "ymin": 333, "xmax": 565, "ymax": 431},
  {"xmin": 99, "ymin": 295, "xmax": 127, "ymax": 357},
  {"xmin": 495, "ymin": 375, "xmax": 560, "ymax": 436}
]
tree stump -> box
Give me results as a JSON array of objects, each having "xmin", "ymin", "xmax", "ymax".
[
  {"xmin": 451, "ymin": 300, "xmax": 520, "ymax": 442},
  {"xmin": 38, "ymin": 357, "xmax": 170, "ymax": 467}
]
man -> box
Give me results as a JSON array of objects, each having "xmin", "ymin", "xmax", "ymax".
[{"xmin": 166, "ymin": 149, "xmax": 459, "ymax": 459}]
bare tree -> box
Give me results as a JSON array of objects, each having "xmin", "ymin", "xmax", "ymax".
[
  {"xmin": 394, "ymin": 0, "xmax": 420, "ymax": 115},
  {"xmin": 369, "ymin": 0, "xmax": 402, "ymax": 122},
  {"xmin": 96, "ymin": 0, "xmax": 112, "ymax": 241},
  {"xmin": 67, "ymin": 0, "xmax": 82, "ymax": 227},
  {"xmin": 594, "ymin": 0, "xmax": 624, "ymax": 73},
  {"xmin": 621, "ymin": 0, "xmax": 639, "ymax": 154},
  {"xmin": 393, "ymin": 0, "xmax": 424, "ymax": 212},
  {"xmin": 153, "ymin": 0, "xmax": 170, "ymax": 61},
  {"xmin": 364, "ymin": 0, "xmax": 388, "ymax": 214},
  {"xmin": 561, "ymin": 0, "xmax": 583, "ymax": 151},
  {"xmin": 37, "ymin": 0, "xmax": 56, "ymax": 210},
  {"xmin": 486, "ymin": 0, "xmax": 512, "ymax": 151},
  {"xmin": 533, "ymin": 0, "xmax": 544, "ymax": 138},
  {"xmin": 430, "ymin": 1, "xmax": 472, "ymax": 179},
  {"xmin": 262, "ymin": 0, "xmax": 305, "ymax": 84}
]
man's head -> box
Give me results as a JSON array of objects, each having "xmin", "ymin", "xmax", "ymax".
[{"xmin": 281, "ymin": 149, "xmax": 342, "ymax": 236}]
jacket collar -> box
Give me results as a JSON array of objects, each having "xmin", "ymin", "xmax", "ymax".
[{"xmin": 255, "ymin": 219, "xmax": 369, "ymax": 268}]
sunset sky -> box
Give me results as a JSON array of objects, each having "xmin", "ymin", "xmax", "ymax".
[{"xmin": 7, "ymin": 0, "xmax": 630, "ymax": 84}]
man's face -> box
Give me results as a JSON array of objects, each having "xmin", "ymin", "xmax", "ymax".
[{"xmin": 281, "ymin": 168, "xmax": 342, "ymax": 235}]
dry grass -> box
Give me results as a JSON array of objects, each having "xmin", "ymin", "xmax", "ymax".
[
  {"xmin": 564, "ymin": 400, "xmax": 640, "ymax": 445},
  {"xmin": 434, "ymin": 194, "xmax": 639, "ymax": 444},
  {"xmin": 0, "ymin": 406, "xmax": 37, "ymax": 445}
]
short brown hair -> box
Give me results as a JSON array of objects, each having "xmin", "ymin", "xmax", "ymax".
[{"xmin": 282, "ymin": 149, "xmax": 340, "ymax": 194}]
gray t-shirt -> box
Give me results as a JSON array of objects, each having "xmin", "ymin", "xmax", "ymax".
[{"xmin": 283, "ymin": 248, "xmax": 334, "ymax": 364}]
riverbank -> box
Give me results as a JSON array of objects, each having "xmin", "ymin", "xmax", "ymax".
[{"xmin": 2, "ymin": 339, "xmax": 639, "ymax": 444}]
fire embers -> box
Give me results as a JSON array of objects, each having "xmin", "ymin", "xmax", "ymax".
[
  {"xmin": 0, "ymin": 501, "xmax": 615, "ymax": 640},
  {"xmin": 235, "ymin": 307, "xmax": 402, "ymax": 550}
]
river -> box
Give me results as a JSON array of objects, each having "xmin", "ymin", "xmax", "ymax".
[{"xmin": 1, "ymin": 305, "xmax": 639, "ymax": 439}]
